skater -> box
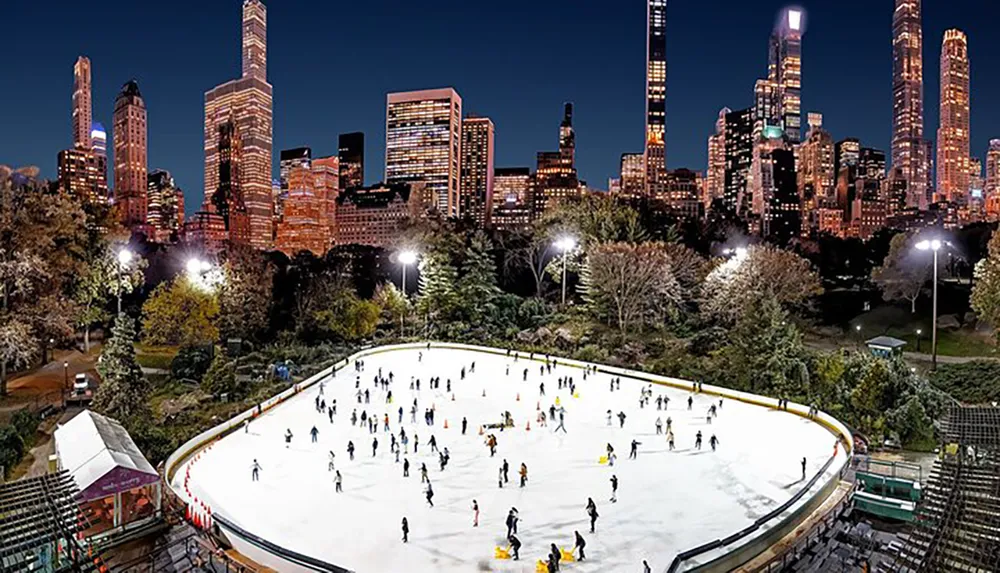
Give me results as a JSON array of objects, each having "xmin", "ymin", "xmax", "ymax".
[
  {"xmin": 540, "ymin": 382, "xmax": 545, "ymax": 396},
  {"xmin": 687, "ymin": 395, "xmax": 693, "ymax": 410},
  {"xmin": 284, "ymin": 429, "xmax": 293, "ymax": 447},
  {"xmin": 429, "ymin": 435, "xmax": 438, "ymax": 453},
  {"xmin": 554, "ymin": 410, "xmax": 567, "ymax": 433},
  {"xmin": 519, "ymin": 463, "xmax": 528, "ymax": 487},
  {"xmin": 310, "ymin": 426, "xmax": 319, "ymax": 443},
  {"xmin": 617, "ymin": 411, "xmax": 627, "ymax": 428},
  {"xmin": 473, "ymin": 499, "xmax": 479, "ymax": 527},
  {"xmin": 398, "ymin": 406, "xmax": 403, "ymax": 424},
  {"xmin": 414, "ymin": 434, "xmax": 419, "ymax": 453},
  {"xmin": 586, "ymin": 498, "xmax": 598, "ymax": 533},
  {"xmin": 503, "ymin": 459, "xmax": 510, "ymax": 483},
  {"xmin": 655, "ymin": 417, "xmax": 663, "ymax": 435},
  {"xmin": 347, "ymin": 440, "xmax": 355, "ymax": 460},
  {"xmin": 498, "ymin": 466, "xmax": 504, "ymax": 488},
  {"xmin": 606, "ymin": 410, "xmax": 613, "ymax": 426},
  {"xmin": 610, "ymin": 474, "xmax": 618, "ymax": 502},
  {"xmin": 404, "ymin": 458, "xmax": 410, "ymax": 477},
  {"xmin": 508, "ymin": 534, "xmax": 521, "ymax": 560},
  {"xmin": 667, "ymin": 430, "xmax": 675, "ymax": 451},
  {"xmin": 351, "ymin": 410, "xmax": 358, "ymax": 426},
  {"xmin": 550, "ymin": 544, "xmax": 561, "ymax": 571},
  {"xmin": 666, "ymin": 416, "xmax": 672, "ymax": 431},
  {"xmin": 505, "ymin": 508, "xmax": 519, "ymax": 537},
  {"xmin": 630, "ymin": 439, "xmax": 640, "ymax": 459},
  {"xmin": 710, "ymin": 434, "xmax": 719, "ymax": 451},
  {"xmin": 695, "ymin": 431, "xmax": 703, "ymax": 450},
  {"xmin": 372, "ymin": 437, "xmax": 379, "ymax": 456},
  {"xmin": 328, "ymin": 407, "xmax": 334, "ymax": 424},
  {"xmin": 328, "ymin": 451, "xmax": 336, "ymax": 471},
  {"xmin": 643, "ymin": 560, "xmax": 652, "ymax": 573},
  {"xmin": 574, "ymin": 531, "xmax": 586, "ymax": 560},
  {"xmin": 251, "ymin": 459, "xmax": 262, "ymax": 481},
  {"xmin": 656, "ymin": 395, "xmax": 663, "ymax": 410},
  {"xmin": 401, "ymin": 517, "xmax": 409, "ymax": 542},
  {"xmin": 364, "ymin": 389, "xmax": 370, "ymax": 404},
  {"xmin": 462, "ymin": 417, "xmax": 468, "ymax": 435},
  {"xmin": 523, "ymin": 368, "xmax": 528, "ymax": 381},
  {"xmin": 801, "ymin": 457, "xmax": 807, "ymax": 480},
  {"xmin": 425, "ymin": 482, "xmax": 434, "ymax": 507},
  {"xmin": 334, "ymin": 470, "xmax": 342, "ymax": 492}
]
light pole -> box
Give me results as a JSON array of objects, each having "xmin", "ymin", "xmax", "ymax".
[
  {"xmin": 916, "ymin": 239, "xmax": 943, "ymax": 370},
  {"xmin": 116, "ymin": 249, "xmax": 134, "ymax": 314},
  {"xmin": 397, "ymin": 251, "xmax": 418, "ymax": 335},
  {"xmin": 916, "ymin": 329, "xmax": 922, "ymax": 352},
  {"xmin": 555, "ymin": 237, "xmax": 577, "ymax": 307},
  {"xmin": 63, "ymin": 361, "xmax": 69, "ymax": 408}
]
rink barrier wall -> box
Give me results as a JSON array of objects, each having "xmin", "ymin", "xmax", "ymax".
[
  {"xmin": 213, "ymin": 514, "xmax": 351, "ymax": 573},
  {"xmin": 164, "ymin": 341, "xmax": 852, "ymax": 573}
]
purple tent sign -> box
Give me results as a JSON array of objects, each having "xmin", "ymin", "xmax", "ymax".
[{"xmin": 80, "ymin": 466, "xmax": 160, "ymax": 502}]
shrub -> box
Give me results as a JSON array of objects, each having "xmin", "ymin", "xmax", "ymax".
[
  {"xmin": 930, "ymin": 361, "xmax": 1000, "ymax": 404},
  {"xmin": 0, "ymin": 426, "xmax": 25, "ymax": 477},
  {"xmin": 10, "ymin": 409, "xmax": 40, "ymax": 446},
  {"xmin": 171, "ymin": 346, "xmax": 215, "ymax": 382}
]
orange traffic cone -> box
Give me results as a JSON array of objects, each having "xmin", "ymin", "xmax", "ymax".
[
  {"xmin": 444, "ymin": 419, "xmax": 449, "ymax": 429},
  {"xmin": 516, "ymin": 393, "xmax": 520, "ymax": 401},
  {"xmin": 526, "ymin": 421, "xmax": 531, "ymax": 431},
  {"xmin": 186, "ymin": 505, "xmax": 191, "ymax": 521}
]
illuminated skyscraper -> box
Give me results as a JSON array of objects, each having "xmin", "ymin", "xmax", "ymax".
[
  {"xmin": 768, "ymin": 8, "xmax": 803, "ymax": 143},
  {"xmin": 91, "ymin": 123, "xmax": 107, "ymax": 158},
  {"xmin": 620, "ymin": 153, "xmax": 646, "ymax": 199},
  {"xmin": 280, "ymin": 147, "xmax": 311, "ymax": 190},
  {"xmin": 312, "ymin": 155, "xmax": 340, "ymax": 245},
  {"xmin": 385, "ymin": 88, "xmax": 463, "ymax": 217},
  {"xmin": 57, "ymin": 148, "xmax": 108, "ymax": 204},
  {"xmin": 338, "ymin": 132, "xmax": 364, "ymax": 190},
  {"xmin": 460, "ymin": 117, "xmax": 495, "ymax": 227},
  {"xmin": 275, "ymin": 167, "xmax": 328, "ymax": 256},
  {"xmin": 936, "ymin": 29, "xmax": 970, "ymax": 204},
  {"xmin": 492, "ymin": 167, "xmax": 533, "ymax": 231},
  {"xmin": 204, "ymin": 0, "xmax": 274, "ymax": 250},
  {"xmin": 147, "ymin": 170, "xmax": 185, "ymax": 243},
  {"xmin": 892, "ymin": 0, "xmax": 928, "ymax": 210},
  {"xmin": 987, "ymin": 140, "xmax": 1000, "ymax": 197},
  {"xmin": 705, "ymin": 108, "xmax": 729, "ymax": 206},
  {"xmin": 113, "ymin": 80, "xmax": 148, "ymax": 230},
  {"xmin": 73, "ymin": 56, "xmax": 93, "ymax": 150},
  {"xmin": 859, "ymin": 148, "xmax": 887, "ymax": 181},
  {"xmin": 797, "ymin": 116, "xmax": 834, "ymax": 234},
  {"xmin": 534, "ymin": 104, "xmax": 580, "ymax": 214},
  {"xmin": 644, "ymin": 0, "xmax": 667, "ymax": 196},
  {"xmin": 723, "ymin": 107, "xmax": 754, "ymax": 216}
]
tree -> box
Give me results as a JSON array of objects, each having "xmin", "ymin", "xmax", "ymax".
[
  {"xmin": 724, "ymin": 295, "xmax": 809, "ymax": 396},
  {"xmin": 141, "ymin": 277, "xmax": 220, "ymax": 347},
  {"xmin": 501, "ymin": 228, "xmax": 557, "ymax": 298},
  {"xmin": 314, "ymin": 294, "xmax": 380, "ymax": 342},
  {"xmin": 217, "ymin": 248, "xmax": 273, "ymax": 342},
  {"xmin": 580, "ymin": 242, "xmax": 683, "ymax": 333},
  {"xmin": 871, "ymin": 232, "xmax": 931, "ymax": 313},
  {"xmin": 201, "ymin": 353, "xmax": 239, "ymax": 398},
  {"xmin": 457, "ymin": 232, "xmax": 501, "ymax": 323},
  {"xmin": 74, "ymin": 241, "xmax": 146, "ymax": 351},
  {"xmin": 373, "ymin": 282, "xmax": 410, "ymax": 335},
  {"xmin": 0, "ymin": 320, "xmax": 36, "ymax": 396},
  {"xmin": 417, "ymin": 250, "xmax": 459, "ymax": 323},
  {"xmin": 93, "ymin": 314, "xmax": 150, "ymax": 428},
  {"xmin": 701, "ymin": 244, "xmax": 822, "ymax": 324},
  {"xmin": 972, "ymin": 229, "xmax": 1000, "ymax": 337}
]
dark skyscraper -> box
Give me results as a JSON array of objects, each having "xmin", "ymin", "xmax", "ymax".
[
  {"xmin": 764, "ymin": 148, "xmax": 801, "ymax": 244},
  {"xmin": 892, "ymin": 0, "xmax": 928, "ymax": 210},
  {"xmin": 338, "ymin": 132, "xmax": 364, "ymax": 190},
  {"xmin": 644, "ymin": 0, "xmax": 667, "ymax": 196},
  {"xmin": 214, "ymin": 120, "xmax": 250, "ymax": 245},
  {"xmin": 723, "ymin": 107, "xmax": 754, "ymax": 216},
  {"xmin": 859, "ymin": 147, "xmax": 887, "ymax": 180},
  {"xmin": 280, "ymin": 147, "xmax": 311, "ymax": 190},
  {"xmin": 534, "ymin": 104, "xmax": 580, "ymax": 214}
]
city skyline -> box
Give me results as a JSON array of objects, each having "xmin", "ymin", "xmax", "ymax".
[{"xmin": 2, "ymin": 0, "xmax": 1000, "ymax": 216}]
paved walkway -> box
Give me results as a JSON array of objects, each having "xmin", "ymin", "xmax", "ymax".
[{"xmin": 1, "ymin": 348, "xmax": 100, "ymax": 417}]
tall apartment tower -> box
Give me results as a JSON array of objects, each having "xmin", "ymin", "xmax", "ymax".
[
  {"xmin": 73, "ymin": 56, "xmax": 93, "ymax": 150},
  {"xmin": 936, "ymin": 29, "xmax": 970, "ymax": 204},
  {"xmin": 204, "ymin": 0, "xmax": 274, "ymax": 250},
  {"xmin": 385, "ymin": 88, "xmax": 463, "ymax": 217},
  {"xmin": 460, "ymin": 117, "xmax": 495, "ymax": 227},
  {"xmin": 768, "ymin": 8, "xmax": 803, "ymax": 143},
  {"xmin": 892, "ymin": 0, "xmax": 928, "ymax": 210},
  {"xmin": 723, "ymin": 107, "xmax": 755, "ymax": 216},
  {"xmin": 644, "ymin": 0, "xmax": 667, "ymax": 196},
  {"xmin": 705, "ymin": 108, "xmax": 729, "ymax": 206},
  {"xmin": 113, "ymin": 80, "xmax": 148, "ymax": 229},
  {"xmin": 338, "ymin": 132, "xmax": 364, "ymax": 190},
  {"xmin": 986, "ymin": 140, "xmax": 1000, "ymax": 197},
  {"xmin": 534, "ymin": 104, "xmax": 581, "ymax": 214}
]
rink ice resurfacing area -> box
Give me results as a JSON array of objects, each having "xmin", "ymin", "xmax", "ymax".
[{"xmin": 173, "ymin": 347, "xmax": 841, "ymax": 572}]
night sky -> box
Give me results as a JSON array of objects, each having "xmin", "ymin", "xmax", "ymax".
[{"xmin": 1, "ymin": 0, "xmax": 998, "ymax": 214}]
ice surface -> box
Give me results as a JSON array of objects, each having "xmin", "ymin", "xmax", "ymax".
[{"xmin": 173, "ymin": 346, "xmax": 842, "ymax": 572}]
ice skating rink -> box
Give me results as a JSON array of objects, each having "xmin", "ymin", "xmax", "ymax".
[{"xmin": 172, "ymin": 345, "xmax": 846, "ymax": 572}]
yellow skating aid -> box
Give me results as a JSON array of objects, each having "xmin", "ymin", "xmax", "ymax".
[
  {"xmin": 536, "ymin": 560, "xmax": 548, "ymax": 573},
  {"xmin": 573, "ymin": 392, "xmax": 580, "ymax": 399},
  {"xmin": 494, "ymin": 546, "xmax": 511, "ymax": 560},
  {"xmin": 555, "ymin": 397, "xmax": 561, "ymax": 406},
  {"xmin": 560, "ymin": 548, "xmax": 576, "ymax": 562},
  {"xmin": 598, "ymin": 455, "xmax": 608, "ymax": 465}
]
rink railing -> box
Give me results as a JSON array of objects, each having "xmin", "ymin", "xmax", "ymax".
[{"xmin": 164, "ymin": 341, "xmax": 853, "ymax": 573}]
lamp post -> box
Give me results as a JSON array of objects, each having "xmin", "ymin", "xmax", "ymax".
[
  {"xmin": 916, "ymin": 239, "xmax": 943, "ymax": 370},
  {"xmin": 555, "ymin": 237, "xmax": 577, "ymax": 307},
  {"xmin": 916, "ymin": 329, "xmax": 922, "ymax": 352},
  {"xmin": 397, "ymin": 251, "xmax": 418, "ymax": 335},
  {"xmin": 63, "ymin": 361, "xmax": 69, "ymax": 408},
  {"xmin": 116, "ymin": 249, "xmax": 134, "ymax": 314}
]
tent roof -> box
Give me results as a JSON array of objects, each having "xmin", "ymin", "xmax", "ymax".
[
  {"xmin": 54, "ymin": 410, "xmax": 157, "ymax": 497},
  {"xmin": 865, "ymin": 336, "xmax": 908, "ymax": 349}
]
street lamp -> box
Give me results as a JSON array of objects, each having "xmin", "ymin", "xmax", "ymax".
[
  {"xmin": 916, "ymin": 239, "xmax": 943, "ymax": 370},
  {"xmin": 116, "ymin": 248, "xmax": 134, "ymax": 314},
  {"xmin": 916, "ymin": 329, "xmax": 922, "ymax": 352},
  {"xmin": 555, "ymin": 237, "xmax": 577, "ymax": 306},
  {"xmin": 398, "ymin": 251, "xmax": 418, "ymax": 298},
  {"xmin": 186, "ymin": 258, "xmax": 221, "ymax": 291}
]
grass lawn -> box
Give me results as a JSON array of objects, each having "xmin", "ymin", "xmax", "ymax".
[
  {"xmin": 135, "ymin": 344, "xmax": 180, "ymax": 370},
  {"xmin": 884, "ymin": 327, "xmax": 997, "ymax": 357}
]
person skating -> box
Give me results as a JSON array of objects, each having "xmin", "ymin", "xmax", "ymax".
[
  {"xmin": 519, "ymin": 463, "xmax": 528, "ymax": 487},
  {"xmin": 420, "ymin": 463, "xmax": 429, "ymax": 483},
  {"xmin": 347, "ymin": 440, "xmax": 355, "ymax": 460},
  {"xmin": 554, "ymin": 410, "xmax": 567, "ymax": 433},
  {"xmin": 801, "ymin": 457, "xmax": 807, "ymax": 480},
  {"xmin": 574, "ymin": 531, "xmax": 586, "ymax": 560},
  {"xmin": 310, "ymin": 426, "xmax": 319, "ymax": 443},
  {"xmin": 655, "ymin": 417, "xmax": 663, "ymax": 435},
  {"xmin": 666, "ymin": 416, "xmax": 672, "ymax": 431},
  {"xmin": 687, "ymin": 395, "xmax": 693, "ymax": 410},
  {"xmin": 508, "ymin": 534, "xmax": 521, "ymax": 560},
  {"xmin": 429, "ymin": 435, "xmax": 438, "ymax": 453},
  {"xmin": 403, "ymin": 458, "xmax": 410, "ymax": 477},
  {"xmin": 503, "ymin": 459, "xmax": 510, "ymax": 483},
  {"xmin": 425, "ymin": 482, "xmax": 434, "ymax": 507},
  {"xmin": 610, "ymin": 474, "xmax": 619, "ymax": 503},
  {"xmin": 695, "ymin": 431, "xmax": 703, "ymax": 450},
  {"xmin": 398, "ymin": 406, "xmax": 403, "ymax": 424},
  {"xmin": 540, "ymin": 382, "xmax": 545, "ymax": 396},
  {"xmin": 498, "ymin": 466, "xmax": 504, "ymax": 488},
  {"xmin": 656, "ymin": 395, "xmax": 663, "ymax": 410},
  {"xmin": 351, "ymin": 410, "xmax": 358, "ymax": 426},
  {"xmin": 710, "ymin": 434, "xmax": 719, "ymax": 451},
  {"xmin": 472, "ymin": 499, "xmax": 479, "ymax": 527},
  {"xmin": 251, "ymin": 459, "xmax": 262, "ymax": 481},
  {"xmin": 414, "ymin": 434, "xmax": 419, "ymax": 453},
  {"xmin": 630, "ymin": 439, "xmax": 641, "ymax": 459},
  {"xmin": 607, "ymin": 410, "xmax": 613, "ymax": 426},
  {"xmin": 364, "ymin": 389, "xmax": 370, "ymax": 404},
  {"xmin": 643, "ymin": 560, "xmax": 652, "ymax": 573},
  {"xmin": 667, "ymin": 430, "xmax": 675, "ymax": 451},
  {"xmin": 505, "ymin": 508, "xmax": 519, "ymax": 537},
  {"xmin": 550, "ymin": 544, "xmax": 561, "ymax": 571},
  {"xmin": 334, "ymin": 470, "xmax": 342, "ymax": 493},
  {"xmin": 462, "ymin": 417, "xmax": 467, "ymax": 435},
  {"xmin": 586, "ymin": 498, "xmax": 599, "ymax": 532},
  {"xmin": 401, "ymin": 517, "xmax": 409, "ymax": 543},
  {"xmin": 617, "ymin": 411, "xmax": 627, "ymax": 428},
  {"xmin": 328, "ymin": 407, "xmax": 334, "ymax": 424},
  {"xmin": 328, "ymin": 451, "xmax": 336, "ymax": 471},
  {"xmin": 372, "ymin": 437, "xmax": 379, "ymax": 457}
]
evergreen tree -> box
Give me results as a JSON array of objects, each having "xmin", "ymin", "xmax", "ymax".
[
  {"xmin": 458, "ymin": 232, "xmax": 500, "ymax": 323},
  {"xmin": 93, "ymin": 313, "xmax": 150, "ymax": 428},
  {"xmin": 972, "ymin": 230, "xmax": 1000, "ymax": 338},
  {"xmin": 726, "ymin": 294, "xmax": 808, "ymax": 396},
  {"xmin": 417, "ymin": 250, "xmax": 459, "ymax": 323}
]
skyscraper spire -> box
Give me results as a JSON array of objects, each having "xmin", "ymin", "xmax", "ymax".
[
  {"xmin": 937, "ymin": 29, "xmax": 970, "ymax": 204},
  {"xmin": 644, "ymin": 0, "xmax": 667, "ymax": 196},
  {"xmin": 72, "ymin": 56, "xmax": 93, "ymax": 150},
  {"xmin": 242, "ymin": 0, "xmax": 267, "ymax": 81},
  {"xmin": 892, "ymin": 0, "xmax": 927, "ymax": 209},
  {"xmin": 769, "ymin": 7, "xmax": 803, "ymax": 143}
]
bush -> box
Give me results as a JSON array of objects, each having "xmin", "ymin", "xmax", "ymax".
[
  {"xmin": 0, "ymin": 425, "xmax": 25, "ymax": 477},
  {"xmin": 201, "ymin": 354, "xmax": 240, "ymax": 399},
  {"xmin": 171, "ymin": 346, "xmax": 215, "ymax": 382},
  {"xmin": 573, "ymin": 344, "xmax": 610, "ymax": 364},
  {"xmin": 10, "ymin": 409, "xmax": 40, "ymax": 447},
  {"xmin": 930, "ymin": 361, "xmax": 1000, "ymax": 404}
]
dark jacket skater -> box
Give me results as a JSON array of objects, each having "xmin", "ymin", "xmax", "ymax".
[
  {"xmin": 574, "ymin": 531, "xmax": 586, "ymax": 560},
  {"xmin": 508, "ymin": 534, "xmax": 521, "ymax": 560},
  {"xmin": 401, "ymin": 517, "xmax": 409, "ymax": 543}
]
